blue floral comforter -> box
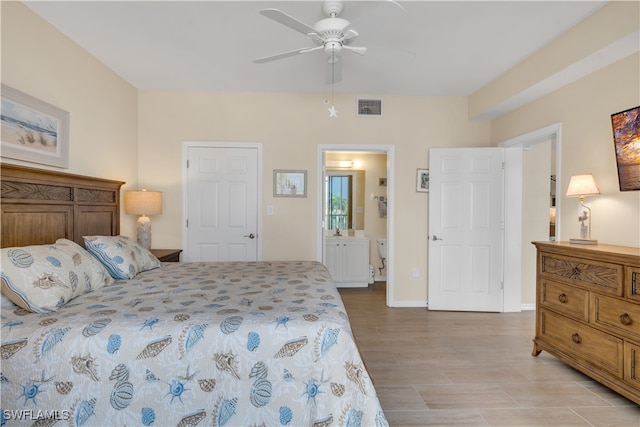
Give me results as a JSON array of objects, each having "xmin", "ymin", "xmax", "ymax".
[{"xmin": 0, "ymin": 261, "xmax": 386, "ymax": 427}]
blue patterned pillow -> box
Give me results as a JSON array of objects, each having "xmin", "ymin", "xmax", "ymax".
[
  {"xmin": 83, "ymin": 235, "xmax": 161, "ymax": 280},
  {"xmin": 0, "ymin": 239, "xmax": 115, "ymax": 313}
]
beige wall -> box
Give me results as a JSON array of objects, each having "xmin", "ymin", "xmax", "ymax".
[
  {"xmin": 1, "ymin": 2, "xmax": 139, "ymax": 238},
  {"xmin": 138, "ymin": 91, "xmax": 490, "ymax": 303},
  {"xmin": 491, "ymin": 53, "xmax": 640, "ymax": 250}
]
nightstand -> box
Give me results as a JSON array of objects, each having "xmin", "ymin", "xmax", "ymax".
[{"xmin": 150, "ymin": 249, "xmax": 182, "ymax": 262}]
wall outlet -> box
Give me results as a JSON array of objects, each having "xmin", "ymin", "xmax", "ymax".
[{"xmin": 412, "ymin": 267, "xmax": 419, "ymax": 278}]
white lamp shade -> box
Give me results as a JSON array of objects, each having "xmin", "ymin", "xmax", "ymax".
[
  {"xmin": 566, "ymin": 174, "xmax": 600, "ymax": 197},
  {"xmin": 124, "ymin": 190, "xmax": 163, "ymax": 216}
]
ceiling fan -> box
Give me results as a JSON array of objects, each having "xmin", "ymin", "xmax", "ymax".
[{"xmin": 253, "ymin": 0, "xmax": 402, "ymax": 85}]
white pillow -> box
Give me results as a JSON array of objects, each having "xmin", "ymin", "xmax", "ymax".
[
  {"xmin": 1, "ymin": 239, "xmax": 115, "ymax": 313},
  {"xmin": 83, "ymin": 235, "xmax": 161, "ymax": 280}
]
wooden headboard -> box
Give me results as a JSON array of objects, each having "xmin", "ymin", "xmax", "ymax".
[{"xmin": 1, "ymin": 163, "xmax": 124, "ymax": 248}]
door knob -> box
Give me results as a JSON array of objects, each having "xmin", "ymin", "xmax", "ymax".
[
  {"xmin": 244, "ymin": 233, "xmax": 255, "ymax": 239},
  {"xmin": 431, "ymin": 235, "xmax": 443, "ymax": 241}
]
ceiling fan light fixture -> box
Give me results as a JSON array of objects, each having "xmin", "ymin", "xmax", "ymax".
[
  {"xmin": 314, "ymin": 17, "xmax": 350, "ymax": 36},
  {"xmin": 325, "ymin": 41, "xmax": 342, "ymax": 56}
]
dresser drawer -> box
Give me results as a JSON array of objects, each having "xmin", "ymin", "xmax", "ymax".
[
  {"xmin": 591, "ymin": 293, "xmax": 640, "ymax": 342},
  {"xmin": 540, "ymin": 252, "xmax": 623, "ymax": 296},
  {"xmin": 540, "ymin": 279, "xmax": 589, "ymax": 321},
  {"xmin": 627, "ymin": 267, "xmax": 640, "ymax": 302},
  {"xmin": 625, "ymin": 341, "xmax": 640, "ymax": 391},
  {"xmin": 540, "ymin": 308, "xmax": 624, "ymax": 378}
]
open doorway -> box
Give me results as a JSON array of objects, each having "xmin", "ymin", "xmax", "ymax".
[
  {"xmin": 501, "ymin": 123, "xmax": 562, "ymax": 310},
  {"xmin": 317, "ymin": 145, "xmax": 395, "ymax": 306}
]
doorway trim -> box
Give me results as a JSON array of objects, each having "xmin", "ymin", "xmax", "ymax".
[
  {"xmin": 499, "ymin": 122, "xmax": 562, "ymax": 311},
  {"xmin": 317, "ymin": 144, "xmax": 395, "ymax": 307}
]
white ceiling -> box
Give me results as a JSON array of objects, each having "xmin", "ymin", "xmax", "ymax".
[{"xmin": 24, "ymin": 1, "xmax": 608, "ymax": 96}]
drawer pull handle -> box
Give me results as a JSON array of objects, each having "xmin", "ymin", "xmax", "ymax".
[
  {"xmin": 571, "ymin": 333, "xmax": 581, "ymax": 344},
  {"xmin": 558, "ymin": 293, "xmax": 568, "ymax": 304},
  {"xmin": 619, "ymin": 313, "xmax": 632, "ymax": 326}
]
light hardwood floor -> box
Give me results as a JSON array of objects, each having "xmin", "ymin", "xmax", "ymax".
[{"xmin": 338, "ymin": 282, "xmax": 640, "ymax": 427}]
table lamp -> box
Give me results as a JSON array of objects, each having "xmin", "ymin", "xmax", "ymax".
[
  {"xmin": 124, "ymin": 189, "xmax": 162, "ymax": 249},
  {"xmin": 566, "ymin": 174, "xmax": 600, "ymax": 245}
]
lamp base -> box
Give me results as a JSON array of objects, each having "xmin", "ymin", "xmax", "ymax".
[
  {"xmin": 569, "ymin": 238, "xmax": 598, "ymax": 245},
  {"xmin": 136, "ymin": 215, "xmax": 152, "ymax": 250}
]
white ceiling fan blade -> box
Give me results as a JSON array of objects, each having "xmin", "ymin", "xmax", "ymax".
[
  {"xmin": 343, "ymin": 0, "xmax": 405, "ymax": 38},
  {"xmin": 343, "ymin": 45, "xmax": 367, "ymax": 56},
  {"xmin": 259, "ymin": 9, "xmax": 317, "ymax": 36},
  {"xmin": 325, "ymin": 59, "xmax": 342, "ymax": 84},
  {"xmin": 387, "ymin": 0, "xmax": 405, "ymax": 12},
  {"xmin": 343, "ymin": 28, "xmax": 358, "ymax": 44},
  {"xmin": 253, "ymin": 46, "xmax": 322, "ymax": 63}
]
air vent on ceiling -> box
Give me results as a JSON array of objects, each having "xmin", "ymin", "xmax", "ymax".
[{"xmin": 357, "ymin": 99, "xmax": 382, "ymax": 116}]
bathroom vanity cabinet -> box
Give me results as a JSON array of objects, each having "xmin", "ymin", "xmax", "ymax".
[{"xmin": 325, "ymin": 237, "xmax": 370, "ymax": 287}]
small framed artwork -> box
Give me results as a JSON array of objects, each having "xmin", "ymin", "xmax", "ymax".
[
  {"xmin": 611, "ymin": 105, "xmax": 640, "ymax": 191},
  {"xmin": 1, "ymin": 84, "xmax": 69, "ymax": 168},
  {"xmin": 274, "ymin": 169, "xmax": 307, "ymax": 197},
  {"xmin": 416, "ymin": 168, "xmax": 429, "ymax": 192}
]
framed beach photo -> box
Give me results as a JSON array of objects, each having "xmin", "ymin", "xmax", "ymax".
[
  {"xmin": 416, "ymin": 168, "xmax": 429, "ymax": 192},
  {"xmin": 274, "ymin": 169, "xmax": 307, "ymax": 197},
  {"xmin": 1, "ymin": 84, "xmax": 69, "ymax": 168}
]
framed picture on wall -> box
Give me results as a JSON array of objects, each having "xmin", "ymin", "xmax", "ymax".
[
  {"xmin": 274, "ymin": 169, "xmax": 307, "ymax": 197},
  {"xmin": 1, "ymin": 84, "xmax": 69, "ymax": 168},
  {"xmin": 611, "ymin": 105, "xmax": 640, "ymax": 191},
  {"xmin": 416, "ymin": 168, "xmax": 429, "ymax": 192}
]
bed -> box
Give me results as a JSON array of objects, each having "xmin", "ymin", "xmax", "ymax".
[{"xmin": 0, "ymin": 164, "xmax": 387, "ymax": 427}]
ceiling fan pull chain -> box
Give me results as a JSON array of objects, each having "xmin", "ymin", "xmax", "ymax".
[{"xmin": 329, "ymin": 45, "xmax": 337, "ymax": 118}]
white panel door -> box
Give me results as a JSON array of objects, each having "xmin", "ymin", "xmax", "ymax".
[
  {"xmin": 186, "ymin": 146, "xmax": 258, "ymax": 261},
  {"xmin": 428, "ymin": 148, "xmax": 504, "ymax": 311}
]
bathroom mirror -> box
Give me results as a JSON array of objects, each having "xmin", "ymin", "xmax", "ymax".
[{"xmin": 325, "ymin": 169, "xmax": 365, "ymax": 231}]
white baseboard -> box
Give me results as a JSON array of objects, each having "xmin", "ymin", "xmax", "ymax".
[
  {"xmin": 387, "ymin": 300, "xmax": 537, "ymax": 311},
  {"xmin": 388, "ymin": 300, "xmax": 428, "ymax": 308},
  {"xmin": 396, "ymin": 301, "xmax": 536, "ymax": 311}
]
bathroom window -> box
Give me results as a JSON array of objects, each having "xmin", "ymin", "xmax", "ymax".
[{"xmin": 326, "ymin": 175, "xmax": 352, "ymax": 230}]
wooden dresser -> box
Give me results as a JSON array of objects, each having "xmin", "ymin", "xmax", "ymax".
[{"xmin": 532, "ymin": 241, "xmax": 640, "ymax": 404}]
